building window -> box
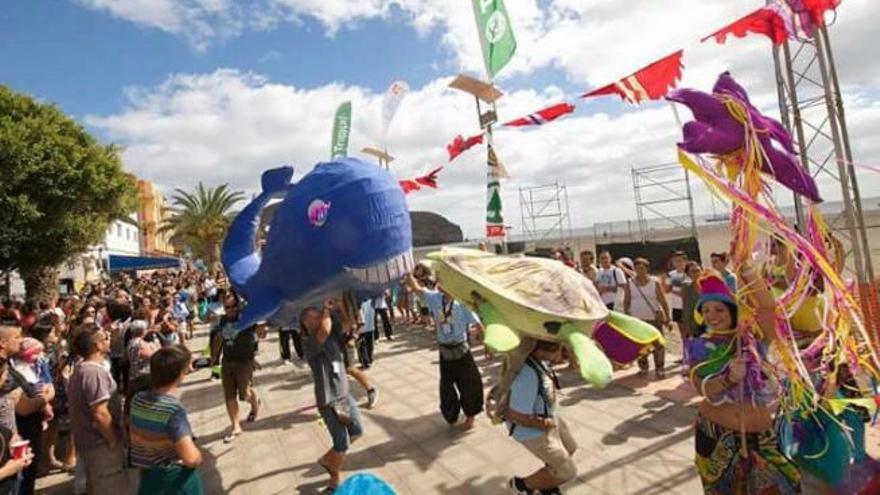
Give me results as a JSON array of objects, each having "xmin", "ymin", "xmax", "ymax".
[
  {"xmin": 116, "ymin": 224, "xmax": 122, "ymax": 236},
  {"xmin": 126, "ymin": 229, "xmax": 130, "ymax": 241}
]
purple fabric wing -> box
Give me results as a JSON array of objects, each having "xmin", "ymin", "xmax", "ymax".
[
  {"xmin": 668, "ymin": 72, "xmax": 823, "ymax": 202},
  {"xmin": 668, "ymin": 88, "xmax": 744, "ymax": 154}
]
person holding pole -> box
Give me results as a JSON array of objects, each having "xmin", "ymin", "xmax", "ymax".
[{"xmin": 683, "ymin": 265, "xmax": 800, "ymax": 494}]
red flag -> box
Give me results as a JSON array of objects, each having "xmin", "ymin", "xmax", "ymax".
[
  {"xmin": 581, "ymin": 50, "xmax": 684, "ymax": 104},
  {"xmin": 800, "ymin": 0, "xmax": 840, "ymax": 27},
  {"xmin": 414, "ymin": 167, "xmax": 442, "ymax": 188},
  {"xmin": 446, "ymin": 133, "xmax": 484, "ymax": 161},
  {"xmin": 503, "ymin": 103, "xmax": 576, "ymax": 127},
  {"xmin": 702, "ymin": 8, "xmax": 789, "ymax": 46},
  {"xmin": 399, "ymin": 179, "xmax": 420, "ymax": 194},
  {"xmin": 399, "ymin": 167, "xmax": 443, "ymax": 195}
]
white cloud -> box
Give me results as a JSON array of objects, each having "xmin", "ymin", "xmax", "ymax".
[
  {"xmin": 78, "ymin": 0, "xmax": 880, "ymax": 238},
  {"xmin": 74, "ymin": 0, "xmax": 243, "ymax": 50},
  {"xmin": 85, "ymin": 66, "xmax": 880, "ymax": 239},
  {"xmin": 70, "ymin": 1, "xmax": 880, "ymax": 88}
]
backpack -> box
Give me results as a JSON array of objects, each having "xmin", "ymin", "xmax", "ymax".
[
  {"xmin": 507, "ymin": 357, "xmax": 554, "ymax": 437},
  {"xmin": 485, "ymin": 338, "xmax": 536, "ymax": 425}
]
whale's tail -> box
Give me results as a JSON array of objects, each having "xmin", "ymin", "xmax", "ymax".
[{"xmin": 221, "ymin": 166, "xmax": 293, "ymax": 301}]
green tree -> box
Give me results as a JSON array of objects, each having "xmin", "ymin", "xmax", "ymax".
[
  {"xmin": 160, "ymin": 183, "xmax": 244, "ymax": 264},
  {"xmin": 0, "ymin": 85, "xmax": 136, "ymax": 303}
]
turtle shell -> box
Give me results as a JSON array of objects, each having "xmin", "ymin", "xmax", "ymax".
[{"xmin": 441, "ymin": 251, "xmax": 608, "ymax": 322}]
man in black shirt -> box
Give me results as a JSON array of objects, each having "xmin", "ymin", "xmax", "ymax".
[{"xmin": 210, "ymin": 293, "xmax": 263, "ymax": 443}]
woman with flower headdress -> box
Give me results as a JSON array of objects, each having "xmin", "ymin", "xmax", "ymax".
[{"xmin": 684, "ymin": 264, "xmax": 801, "ymax": 494}]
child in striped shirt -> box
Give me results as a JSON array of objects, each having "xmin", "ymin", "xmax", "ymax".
[{"xmin": 129, "ymin": 346, "xmax": 203, "ymax": 495}]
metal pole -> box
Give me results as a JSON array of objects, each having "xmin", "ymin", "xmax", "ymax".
[
  {"xmin": 813, "ymin": 29, "xmax": 869, "ymax": 286},
  {"xmin": 774, "ymin": 41, "xmax": 809, "ymax": 230},
  {"xmin": 820, "ymin": 25, "xmax": 875, "ymax": 282},
  {"xmin": 563, "ymin": 183, "xmax": 573, "ymax": 246},
  {"xmin": 683, "ymin": 168, "xmax": 697, "ymax": 238},
  {"xmin": 519, "ymin": 186, "xmax": 526, "ymax": 247}
]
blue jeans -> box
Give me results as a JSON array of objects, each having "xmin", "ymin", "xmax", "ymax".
[{"xmin": 318, "ymin": 394, "xmax": 363, "ymax": 452}]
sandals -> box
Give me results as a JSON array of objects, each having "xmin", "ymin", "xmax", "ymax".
[
  {"xmin": 49, "ymin": 459, "xmax": 75, "ymax": 473},
  {"xmin": 247, "ymin": 398, "xmax": 262, "ymax": 423},
  {"xmin": 223, "ymin": 430, "xmax": 241, "ymax": 443}
]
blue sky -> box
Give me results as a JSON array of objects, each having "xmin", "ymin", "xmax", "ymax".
[
  {"xmin": 0, "ymin": 0, "xmax": 588, "ymax": 123},
  {"xmin": 1, "ymin": 1, "xmax": 447, "ymax": 118},
  {"xmin": 2, "ymin": 0, "xmax": 878, "ymax": 238}
]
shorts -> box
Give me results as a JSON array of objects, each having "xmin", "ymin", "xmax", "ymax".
[
  {"xmin": 138, "ymin": 465, "xmax": 202, "ymax": 495},
  {"xmin": 520, "ymin": 416, "xmax": 577, "ymax": 483},
  {"xmin": 221, "ymin": 360, "xmax": 254, "ymax": 401},
  {"xmin": 318, "ymin": 394, "xmax": 363, "ymax": 452},
  {"xmin": 342, "ymin": 341, "xmax": 355, "ymax": 369}
]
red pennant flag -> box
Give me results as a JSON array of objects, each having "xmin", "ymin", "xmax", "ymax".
[
  {"xmin": 702, "ymin": 8, "xmax": 789, "ymax": 46},
  {"xmin": 446, "ymin": 133, "xmax": 484, "ymax": 161},
  {"xmin": 399, "ymin": 179, "xmax": 420, "ymax": 194},
  {"xmin": 414, "ymin": 167, "xmax": 443, "ymax": 188},
  {"xmin": 581, "ymin": 50, "xmax": 684, "ymax": 104},
  {"xmin": 503, "ymin": 102, "xmax": 576, "ymax": 127},
  {"xmin": 399, "ymin": 167, "xmax": 443, "ymax": 195},
  {"xmin": 800, "ymin": 0, "xmax": 841, "ymax": 27}
]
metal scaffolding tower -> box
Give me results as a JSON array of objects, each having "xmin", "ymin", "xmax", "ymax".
[
  {"xmin": 519, "ymin": 183, "xmax": 573, "ymax": 246},
  {"xmin": 772, "ymin": 25, "xmax": 875, "ymax": 286},
  {"xmin": 632, "ymin": 163, "xmax": 698, "ymax": 242}
]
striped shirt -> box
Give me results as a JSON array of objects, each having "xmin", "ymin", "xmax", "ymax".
[{"xmin": 129, "ymin": 391, "xmax": 192, "ymax": 468}]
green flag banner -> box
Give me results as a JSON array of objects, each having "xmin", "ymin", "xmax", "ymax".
[
  {"xmin": 330, "ymin": 101, "xmax": 352, "ymax": 159},
  {"xmin": 472, "ymin": 0, "xmax": 517, "ymax": 79}
]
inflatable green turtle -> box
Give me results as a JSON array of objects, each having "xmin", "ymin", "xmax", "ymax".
[{"xmin": 424, "ymin": 247, "xmax": 664, "ymax": 387}]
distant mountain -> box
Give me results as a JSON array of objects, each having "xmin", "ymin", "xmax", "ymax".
[{"xmin": 410, "ymin": 211, "xmax": 463, "ymax": 247}]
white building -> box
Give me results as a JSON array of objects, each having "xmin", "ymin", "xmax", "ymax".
[
  {"xmin": 101, "ymin": 213, "xmax": 141, "ymax": 257},
  {"xmin": 58, "ymin": 213, "xmax": 141, "ymax": 294}
]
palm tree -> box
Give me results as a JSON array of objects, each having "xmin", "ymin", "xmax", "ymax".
[{"xmin": 159, "ymin": 183, "xmax": 245, "ymax": 264}]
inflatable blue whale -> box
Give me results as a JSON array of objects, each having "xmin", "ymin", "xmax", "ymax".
[{"xmin": 221, "ymin": 158, "xmax": 413, "ymax": 330}]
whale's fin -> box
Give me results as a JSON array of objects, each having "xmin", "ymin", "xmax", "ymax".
[
  {"xmin": 477, "ymin": 301, "xmax": 520, "ymax": 352},
  {"xmin": 233, "ymin": 286, "xmax": 282, "ymax": 332},
  {"xmin": 560, "ymin": 323, "xmax": 612, "ymax": 387},
  {"xmin": 222, "ymin": 166, "xmax": 293, "ymax": 300},
  {"xmin": 261, "ymin": 167, "xmax": 293, "ymax": 195}
]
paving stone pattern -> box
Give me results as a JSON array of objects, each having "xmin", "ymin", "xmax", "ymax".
[{"xmin": 37, "ymin": 322, "xmax": 876, "ymax": 494}]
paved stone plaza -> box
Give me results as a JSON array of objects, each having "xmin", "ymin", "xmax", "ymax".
[{"xmin": 37, "ymin": 323, "xmax": 877, "ymax": 494}]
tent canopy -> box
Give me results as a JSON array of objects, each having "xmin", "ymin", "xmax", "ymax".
[{"xmin": 107, "ymin": 254, "xmax": 180, "ymax": 272}]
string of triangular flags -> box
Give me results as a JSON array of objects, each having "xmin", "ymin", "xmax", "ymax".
[
  {"xmin": 398, "ymin": 166, "xmax": 442, "ymax": 194},
  {"xmin": 401, "ymin": 0, "xmax": 840, "ymax": 194}
]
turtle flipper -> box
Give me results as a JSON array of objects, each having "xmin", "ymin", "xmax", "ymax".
[
  {"xmin": 592, "ymin": 311, "xmax": 665, "ymax": 365},
  {"xmin": 476, "ymin": 302, "xmax": 520, "ymax": 352},
  {"xmin": 560, "ymin": 323, "xmax": 613, "ymax": 388}
]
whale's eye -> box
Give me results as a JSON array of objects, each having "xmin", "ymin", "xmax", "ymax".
[{"xmin": 307, "ymin": 199, "xmax": 331, "ymax": 227}]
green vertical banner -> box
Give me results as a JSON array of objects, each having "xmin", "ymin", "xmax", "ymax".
[
  {"xmin": 485, "ymin": 142, "xmax": 505, "ymax": 239},
  {"xmin": 330, "ymin": 101, "xmax": 352, "ymax": 159},
  {"xmin": 471, "ymin": 0, "xmax": 517, "ymax": 79}
]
